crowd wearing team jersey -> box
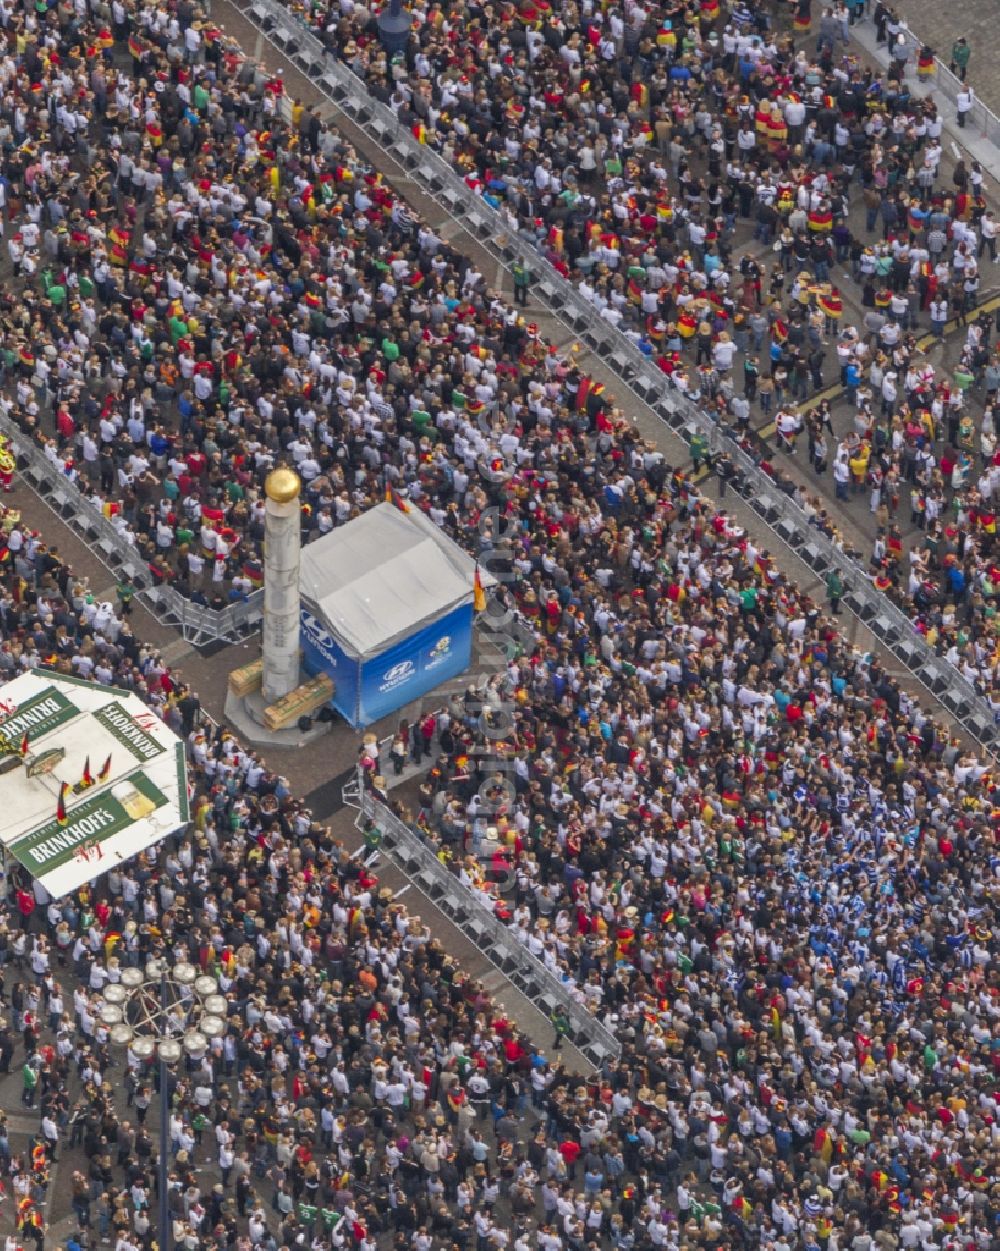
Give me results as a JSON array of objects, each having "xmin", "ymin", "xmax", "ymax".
[
  {"xmin": 0, "ymin": 0, "xmax": 996, "ymax": 693},
  {"xmin": 0, "ymin": 0, "xmax": 997, "ymax": 1247},
  {"xmin": 282, "ymin": 0, "xmax": 1000, "ymax": 689}
]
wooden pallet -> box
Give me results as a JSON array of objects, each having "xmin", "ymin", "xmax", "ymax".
[
  {"xmin": 262, "ymin": 674, "xmax": 335, "ymax": 731},
  {"xmin": 228, "ymin": 660, "xmax": 264, "ymax": 698}
]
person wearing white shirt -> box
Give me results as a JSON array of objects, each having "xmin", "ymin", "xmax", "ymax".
[
  {"xmin": 980, "ymin": 211, "xmax": 998, "ymax": 263},
  {"xmin": 957, "ymin": 84, "xmax": 974, "ymax": 128}
]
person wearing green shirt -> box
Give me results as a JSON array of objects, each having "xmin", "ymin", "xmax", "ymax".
[
  {"xmin": 689, "ymin": 431, "xmax": 709, "ymax": 473},
  {"xmin": 826, "ymin": 569, "xmax": 843, "ymax": 615},
  {"xmin": 22, "ymin": 1060, "xmax": 36, "ymax": 1107},
  {"xmin": 739, "ymin": 585, "xmax": 758, "ymax": 613},
  {"xmin": 512, "ymin": 259, "xmax": 530, "ymax": 306},
  {"xmin": 362, "ymin": 820, "xmax": 382, "ymax": 855},
  {"xmin": 169, "ymin": 312, "xmax": 187, "ymax": 345},
  {"xmin": 551, "ymin": 1008, "xmax": 570, "ymax": 1050},
  {"xmin": 116, "ymin": 577, "xmax": 135, "ymax": 617},
  {"xmin": 951, "ymin": 37, "xmax": 971, "ymax": 82}
]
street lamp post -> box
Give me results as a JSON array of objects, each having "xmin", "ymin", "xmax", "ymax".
[{"xmin": 99, "ymin": 958, "xmax": 228, "ymax": 1251}]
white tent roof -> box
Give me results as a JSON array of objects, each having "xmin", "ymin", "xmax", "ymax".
[
  {"xmin": 0, "ymin": 670, "xmax": 188, "ymax": 899},
  {"xmin": 300, "ymin": 504, "xmax": 490, "ymax": 658}
]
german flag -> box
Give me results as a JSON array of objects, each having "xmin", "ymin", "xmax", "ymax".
[
  {"xmin": 145, "ymin": 122, "xmax": 162, "ymax": 147},
  {"xmin": 56, "ymin": 781, "xmax": 69, "ymax": 826},
  {"xmin": 777, "ymin": 187, "xmax": 795, "ymax": 214},
  {"xmin": 771, "ymin": 318, "xmax": 789, "ymax": 345},
  {"xmin": 677, "ymin": 311, "xmax": 698, "ymax": 340},
  {"xmin": 874, "ymin": 289, "xmax": 892, "ymax": 309},
  {"xmin": 630, "ymin": 82, "xmax": 648, "ymax": 108},
  {"xmin": 807, "ymin": 208, "xmax": 833, "ymax": 233},
  {"xmin": 127, "ymin": 33, "xmax": 143, "ymax": 59},
  {"xmin": 701, "ymin": 0, "xmax": 720, "ymax": 17},
  {"xmin": 474, "ymin": 565, "xmax": 486, "ymax": 613},
  {"xmin": 793, "ymin": 8, "xmax": 812, "ymax": 31},
  {"xmin": 19, "ymin": 733, "xmax": 28, "ymax": 756},
  {"xmin": 98, "ymin": 754, "xmax": 112, "ymax": 782},
  {"xmin": 18, "ymin": 347, "xmax": 34, "ymax": 367},
  {"xmin": 412, "ymin": 122, "xmax": 427, "ymax": 144},
  {"xmin": 80, "ymin": 756, "xmax": 93, "ymax": 789},
  {"xmin": 627, "ymin": 277, "xmax": 643, "ymax": 305},
  {"xmin": 818, "ymin": 289, "xmax": 843, "ymax": 319},
  {"xmin": 575, "ymin": 376, "xmax": 602, "ymax": 411}
]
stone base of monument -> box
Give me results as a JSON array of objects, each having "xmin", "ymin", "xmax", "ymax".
[{"xmin": 224, "ymin": 685, "xmax": 335, "ymax": 749}]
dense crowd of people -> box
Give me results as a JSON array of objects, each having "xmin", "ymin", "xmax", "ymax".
[
  {"xmin": 0, "ymin": 0, "xmax": 992, "ymax": 705},
  {"xmin": 0, "ymin": 0, "xmax": 999, "ymax": 1249},
  {"xmin": 288, "ymin": 0, "xmax": 1000, "ymax": 690},
  {"xmin": 1, "ymin": 502, "xmax": 576, "ymax": 1251}
]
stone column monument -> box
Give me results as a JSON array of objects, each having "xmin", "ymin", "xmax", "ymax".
[{"xmin": 261, "ymin": 467, "xmax": 302, "ymax": 705}]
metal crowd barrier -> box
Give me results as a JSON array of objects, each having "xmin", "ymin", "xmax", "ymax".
[
  {"xmin": 349, "ymin": 778, "xmax": 620, "ymax": 1069},
  {"xmin": 237, "ymin": 0, "xmax": 1000, "ymax": 756},
  {"xmin": 1, "ymin": 418, "xmax": 264, "ymax": 647},
  {"xmin": 876, "ymin": 22, "xmax": 1000, "ymax": 153}
]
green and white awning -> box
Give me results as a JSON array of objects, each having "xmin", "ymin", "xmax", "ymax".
[{"xmin": 0, "ymin": 670, "xmax": 189, "ymax": 898}]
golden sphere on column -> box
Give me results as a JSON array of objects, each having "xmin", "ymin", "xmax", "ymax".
[{"xmin": 264, "ymin": 467, "xmax": 302, "ymax": 504}]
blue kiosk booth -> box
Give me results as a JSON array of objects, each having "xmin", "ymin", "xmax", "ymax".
[{"xmin": 298, "ymin": 504, "xmax": 483, "ymax": 728}]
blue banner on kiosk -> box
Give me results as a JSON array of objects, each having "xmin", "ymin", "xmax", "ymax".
[
  {"xmin": 357, "ymin": 603, "xmax": 472, "ymax": 726},
  {"xmin": 300, "ymin": 609, "xmax": 361, "ymax": 726},
  {"xmin": 300, "ymin": 602, "xmax": 473, "ymax": 728}
]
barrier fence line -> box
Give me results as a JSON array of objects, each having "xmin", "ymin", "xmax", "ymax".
[
  {"xmin": 350, "ymin": 774, "xmax": 622, "ymax": 1070},
  {"xmin": 0, "ymin": 1, "xmax": 990, "ymax": 743},
  {"xmin": 1, "ymin": 417, "xmax": 264, "ymax": 647},
  {"xmin": 891, "ymin": 23, "xmax": 1000, "ymax": 153},
  {"xmin": 235, "ymin": 0, "xmax": 1000, "ymax": 756}
]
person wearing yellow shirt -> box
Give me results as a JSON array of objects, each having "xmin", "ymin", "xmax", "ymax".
[{"xmin": 848, "ymin": 444, "xmax": 870, "ymax": 494}]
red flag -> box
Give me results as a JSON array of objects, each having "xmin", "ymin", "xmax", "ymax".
[
  {"xmin": 19, "ymin": 733, "xmax": 28, "ymax": 756},
  {"xmin": 80, "ymin": 756, "xmax": 93, "ymax": 789},
  {"xmin": 98, "ymin": 754, "xmax": 112, "ymax": 782}
]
